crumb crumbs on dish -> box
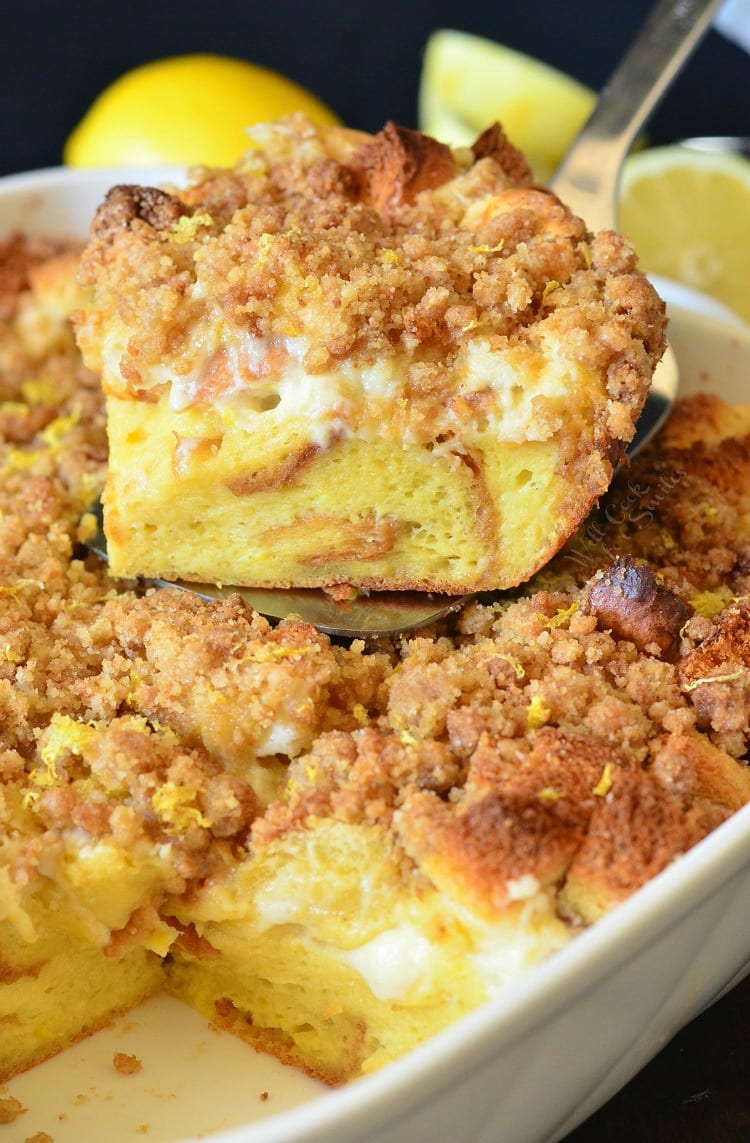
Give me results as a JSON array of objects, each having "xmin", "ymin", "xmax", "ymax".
[
  {"xmin": 0, "ymin": 1095, "xmax": 26, "ymax": 1123},
  {"xmin": 112, "ymin": 1052, "xmax": 143, "ymax": 1075}
]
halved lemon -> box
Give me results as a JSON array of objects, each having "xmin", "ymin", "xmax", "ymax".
[
  {"xmin": 64, "ymin": 53, "xmax": 340, "ymax": 168},
  {"xmin": 418, "ymin": 29, "xmax": 595, "ymax": 182},
  {"xmin": 620, "ymin": 146, "xmax": 750, "ymax": 323}
]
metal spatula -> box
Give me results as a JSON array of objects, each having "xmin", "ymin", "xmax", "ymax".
[{"xmin": 87, "ymin": 0, "xmax": 720, "ymax": 638}]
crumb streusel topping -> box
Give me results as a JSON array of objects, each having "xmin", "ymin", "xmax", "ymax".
[
  {"xmin": 76, "ymin": 116, "xmax": 665, "ymax": 453},
  {"xmin": 1, "ymin": 233, "xmax": 748, "ymax": 931}
]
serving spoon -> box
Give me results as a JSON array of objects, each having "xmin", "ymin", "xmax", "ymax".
[{"xmin": 87, "ymin": 0, "xmax": 720, "ymax": 638}]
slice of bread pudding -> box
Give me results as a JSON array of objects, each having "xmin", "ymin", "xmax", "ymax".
[{"xmin": 75, "ymin": 115, "xmax": 665, "ymax": 593}]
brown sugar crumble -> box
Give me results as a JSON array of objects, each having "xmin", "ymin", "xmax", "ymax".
[
  {"xmin": 0, "ymin": 1095, "xmax": 25, "ymax": 1124},
  {"xmin": 113, "ymin": 1052, "xmax": 143, "ymax": 1076},
  {"xmin": 2, "ymin": 233, "xmax": 749, "ymax": 905}
]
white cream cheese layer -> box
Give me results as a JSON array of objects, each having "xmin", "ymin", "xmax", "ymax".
[
  {"xmin": 251, "ymin": 881, "xmax": 570, "ymax": 1004},
  {"xmin": 336, "ymin": 924, "xmax": 437, "ymax": 1002},
  {"xmin": 103, "ymin": 313, "xmax": 601, "ymax": 453}
]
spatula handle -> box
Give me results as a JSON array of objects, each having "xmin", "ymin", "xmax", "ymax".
[{"xmin": 550, "ymin": 0, "xmax": 724, "ymax": 230}]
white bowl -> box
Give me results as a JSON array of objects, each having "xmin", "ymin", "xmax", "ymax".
[{"xmin": 3, "ymin": 167, "xmax": 749, "ymax": 1143}]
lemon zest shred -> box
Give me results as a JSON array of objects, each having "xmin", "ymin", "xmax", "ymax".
[
  {"xmin": 592, "ymin": 762, "xmax": 614, "ymax": 797},
  {"xmin": 29, "ymin": 768, "xmax": 59, "ymax": 789},
  {"xmin": 543, "ymin": 601, "xmax": 580, "ymax": 628},
  {"xmin": 469, "ymin": 239, "xmax": 505, "ymax": 255},
  {"xmin": 379, "ymin": 248, "xmax": 400, "ymax": 265},
  {"xmin": 527, "ymin": 694, "xmax": 551, "ymax": 730},
  {"xmin": 39, "ymin": 713, "xmax": 98, "ymax": 775},
  {"xmin": 351, "ymin": 703, "xmax": 369, "ymax": 726},
  {"xmin": 152, "ymin": 783, "xmax": 211, "ymax": 830},
  {"xmin": 236, "ymin": 643, "xmax": 315, "ymax": 665},
  {"xmin": 688, "ymin": 587, "xmax": 735, "ymax": 619},
  {"xmin": 21, "ymin": 377, "xmax": 60, "ymax": 405},
  {"xmin": 0, "ymin": 579, "xmax": 44, "ymax": 601},
  {"xmin": 3, "ymin": 449, "xmax": 38, "ymax": 472},
  {"xmin": 683, "ymin": 669, "xmax": 746, "ymax": 693},
  {"xmin": 254, "ymin": 232, "xmax": 275, "ymax": 267},
  {"xmin": 170, "ymin": 212, "xmax": 213, "ymax": 244},
  {"xmin": 494, "ymin": 652, "xmax": 525, "ymax": 680},
  {"xmin": 41, "ymin": 411, "xmax": 79, "ymax": 449}
]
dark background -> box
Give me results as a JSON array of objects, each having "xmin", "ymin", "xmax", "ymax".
[
  {"xmin": 0, "ymin": 0, "xmax": 748, "ymax": 176},
  {"xmin": 2, "ymin": 1, "xmax": 748, "ymax": 1139}
]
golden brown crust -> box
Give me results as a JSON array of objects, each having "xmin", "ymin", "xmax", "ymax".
[
  {"xmin": 396, "ymin": 786, "xmax": 586, "ymax": 915},
  {"xmin": 677, "ymin": 599, "xmax": 750, "ymax": 739},
  {"xmin": 210, "ymin": 995, "xmax": 364, "ymax": 1087},
  {"xmin": 92, "ymin": 184, "xmax": 188, "ymax": 239},
  {"xmin": 0, "ymin": 234, "xmax": 73, "ymax": 321},
  {"xmin": 470, "ymin": 122, "xmax": 533, "ymax": 183},
  {"xmin": 559, "ymin": 766, "xmax": 728, "ymax": 922},
  {"xmin": 658, "ymin": 391, "xmax": 750, "ymax": 449},
  {"xmin": 679, "ymin": 597, "xmax": 750, "ymax": 688},
  {"xmin": 650, "ymin": 729, "xmax": 750, "ymax": 812},
  {"xmin": 348, "ymin": 121, "xmax": 457, "ymax": 214},
  {"xmin": 586, "ymin": 556, "xmax": 692, "ymax": 658}
]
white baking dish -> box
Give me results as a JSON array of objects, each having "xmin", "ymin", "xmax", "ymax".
[{"xmin": 2, "ymin": 167, "xmax": 749, "ymax": 1143}]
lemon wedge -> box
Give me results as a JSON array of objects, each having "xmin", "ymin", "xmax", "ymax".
[
  {"xmin": 64, "ymin": 53, "xmax": 340, "ymax": 168},
  {"xmin": 620, "ymin": 146, "xmax": 750, "ymax": 323},
  {"xmin": 418, "ymin": 29, "xmax": 595, "ymax": 182}
]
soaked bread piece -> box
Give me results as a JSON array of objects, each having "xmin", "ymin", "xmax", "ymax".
[{"xmin": 75, "ymin": 115, "xmax": 665, "ymax": 594}]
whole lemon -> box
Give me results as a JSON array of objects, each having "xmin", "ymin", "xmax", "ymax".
[{"xmin": 64, "ymin": 53, "xmax": 340, "ymax": 168}]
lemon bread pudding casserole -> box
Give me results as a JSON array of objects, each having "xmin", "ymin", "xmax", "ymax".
[
  {"xmin": 2, "ymin": 171, "xmax": 750, "ymax": 1088},
  {"xmin": 74, "ymin": 115, "xmax": 665, "ymax": 594}
]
